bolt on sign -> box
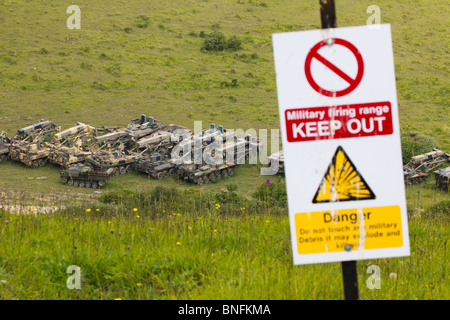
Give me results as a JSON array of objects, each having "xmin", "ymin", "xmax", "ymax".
[{"xmin": 272, "ymin": 24, "xmax": 410, "ymax": 265}]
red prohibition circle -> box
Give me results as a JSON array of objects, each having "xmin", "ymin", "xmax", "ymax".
[{"xmin": 304, "ymin": 38, "xmax": 364, "ymax": 97}]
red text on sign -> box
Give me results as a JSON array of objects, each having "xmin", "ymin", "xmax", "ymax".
[{"xmin": 285, "ymin": 102, "xmax": 393, "ymax": 142}]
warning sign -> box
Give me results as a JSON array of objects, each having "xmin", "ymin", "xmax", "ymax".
[
  {"xmin": 312, "ymin": 146, "xmax": 375, "ymax": 203},
  {"xmin": 295, "ymin": 206, "xmax": 403, "ymax": 254},
  {"xmin": 273, "ymin": 24, "xmax": 410, "ymax": 265}
]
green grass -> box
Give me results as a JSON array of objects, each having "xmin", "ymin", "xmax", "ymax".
[
  {"xmin": 0, "ymin": 182, "xmax": 448, "ymax": 300},
  {"xmin": 0, "ymin": 180, "xmax": 448, "ymax": 300}
]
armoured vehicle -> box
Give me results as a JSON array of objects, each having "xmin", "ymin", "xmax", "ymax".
[
  {"xmin": 434, "ymin": 167, "xmax": 450, "ymax": 191},
  {"xmin": 48, "ymin": 122, "xmax": 97, "ymax": 167},
  {"xmin": 0, "ymin": 131, "xmax": 10, "ymax": 162},
  {"xmin": 133, "ymin": 124, "xmax": 191, "ymax": 179},
  {"xmin": 266, "ymin": 150, "xmax": 284, "ymax": 175},
  {"xmin": 176, "ymin": 162, "xmax": 238, "ymax": 185},
  {"xmin": 175, "ymin": 127, "xmax": 263, "ymax": 185},
  {"xmin": 9, "ymin": 120, "xmax": 61, "ymax": 168},
  {"xmin": 93, "ymin": 114, "xmax": 164, "ymax": 152},
  {"xmin": 60, "ymin": 158, "xmax": 114, "ymax": 188},
  {"xmin": 403, "ymin": 148, "xmax": 450, "ymax": 185},
  {"xmin": 88, "ymin": 151, "xmax": 135, "ymax": 176},
  {"xmin": 125, "ymin": 114, "xmax": 164, "ymax": 139},
  {"xmin": 134, "ymin": 152, "xmax": 176, "ymax": 179}
]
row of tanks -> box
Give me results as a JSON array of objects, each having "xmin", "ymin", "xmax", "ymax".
[
  {"xmin": 0, "ymin": 116, "xmax": 263, "ymax": 188},
  {"xmin": 403, "ymin": 148, "xmax": 450, "ymax": 188}
]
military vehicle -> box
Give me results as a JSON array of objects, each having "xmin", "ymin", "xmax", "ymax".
[
  {"xmin": 125, "ymin": 114, "xmax": 165, "ymax": 139},
  {"xmin": 176, "ymin": 162, "xmax": 238, "ymax": 185},
  {"xmin": 9, "ymin": 120, "xmax": 61, "ymax": 168},
  {"xmin": 174, "ymin": 127, "xmax": 263, "ymax": 185},
  {"xmin": 48, "ymin": 122, "xmax": 97, "ymax": 167},
  {"xmin": 266, "ymin": 150, "xmax": 284, "ymax": 175},
  {"xmin": 434, "ymin": 167, "xmax": 450, "ymax": 191},
  {"xmin": 133, "ymin": 152, "xmax": 176, "ymax": 179},
  {"xmin": 60, "ymin": 158, "xmax": 114, "ymax": 188},
  {"xmin": 403, "ymin": 148, "xmax": 450, "ymax": 185},
  {"xmin": 0, "ymin": 131, "xmax": 10, "ymax": 162},
  {"xmin": 93, "ymin": 114, "xmax": 164, "ymax": 153},
  {"xmin": 88, "ymin": 151, "xmax": 135, "ymax": 176},
  {"xmin": 133, "ymin": 124, "xmax": 191, "ymax": 179}
]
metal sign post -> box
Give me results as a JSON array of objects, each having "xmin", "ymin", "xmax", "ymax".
[{"xmin": 319, "ymin": 0, "xmax": 359, "ymax": 300}]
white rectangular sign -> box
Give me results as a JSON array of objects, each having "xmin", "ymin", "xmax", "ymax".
[{"xmin": 272, "ymin": 24, "xmax": 410, "ymax": 265}]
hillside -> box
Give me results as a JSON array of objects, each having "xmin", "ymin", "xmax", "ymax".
[{"xmin": 0, "ymin": 0, "xmax": 448, "ymax": 198}]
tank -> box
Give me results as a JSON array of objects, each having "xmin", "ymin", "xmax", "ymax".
[
  {"xmin": 9, "ymin": 120, "xmax": 61, "ymax": 168},
  {"xmin": 47, "ymin": 122, "xmax": 97, "ymax": 167},
  {"xmin": 174, "ymin": 127, "xmax": 261, "ymax": 185},
  {"xmin": 93, "ymin": 115, "xmax": 165, "ymax": 153},
  {"xmin": 89, "ymin": 151, "xmax": 135, "ymax": 176},
  {"xmin": 0, "ymin": 131, "xmax": 10, "ymax": 162},
  {"xmin": 176, "ymin": 162, "xmax": 238, "ymax": 185},
  {"xmin": 60, "ymin": 158, "xmax": 114, "ymax": 188},
  {"xmin": 434, "ymin": 167, "xmax": 450, "ymax": 191},
  {"xmin": 124, "ymin": 114, "xmax": 165, "ymax": 139},
  {"xmin": 133, "ymin": 152, "xmax": 176, "ymax": 179},
  {"xmin": 403, "ymin": 148, "xmax": 450, "ymax": 186}
]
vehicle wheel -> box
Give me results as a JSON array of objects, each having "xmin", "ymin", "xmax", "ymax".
[
  {"xmin": 31, "ymin": 160, "xmax": 38, "ymax": 168},
  {"xmin": 227, "ymin": 167, "xmax": 234, "ymax": 175},
  {"xmin": 79, "ymin": 180, "xmax": 85, "ymax": 187},
  {"xmin": 221, "ymin": 170, "xmax": 229, "ymax": 177},
  {"xmin": 98, "ymin": 181, "xmax": 105, "ymax": 187},
  {"xmin": 38, "ymin": 159, "xmax": 46, "ymax": 166},
  {"xmin": 119, "ymin": 166, "xmax": 127, "ymax": 175},
  {"xmin": 113, "ymin": 168, "xmax": 120, "ymax": 176},
  {"xmin": 196, "ymin": 177, "xmax": 204, "ymax": 185},
  {"xmin": 61, "ymin": 177, "xmax": 68, "ymax": 184},
  {"xmin": 67, "ymin": 179, "xmax": 74, "ymax": 186},
  {"xmin": 91, "ymin": 181, "xmax": 98, "ymax": 189},
  {"xmin": 85, "ymin": 181, "xmax": 92, "ymax": 188},
  {"xmin": 74, "ymin": 180, "xmax": 80, "ymax": 187},
  {"xmin": 156, "ymin": 171, "xmax": 165, "ymax": 180}
]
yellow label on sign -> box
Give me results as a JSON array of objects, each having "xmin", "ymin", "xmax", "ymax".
[{"xmin": 295, "ymin": 206, "xmax": 403, "ymax": 254}]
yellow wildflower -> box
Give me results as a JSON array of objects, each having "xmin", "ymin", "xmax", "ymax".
[
  {"xmin": 136, "ymin": 283, "xmax": 143, "ymax": 287},
  {"xmin": 86, "ymin": 209, "xmax": 91, "ymax": 213},
  {"xmin": 176, "ymin": 242, "xmax": 182, "ymax": 246},
  {"xmin": 133, "ymin": 208, "xmax": 138, "ymax": 212}
]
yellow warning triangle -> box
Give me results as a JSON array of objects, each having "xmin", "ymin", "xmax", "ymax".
[{"xmin": 313, "ymin": 146, "xmax": 376, "ymax": 203}]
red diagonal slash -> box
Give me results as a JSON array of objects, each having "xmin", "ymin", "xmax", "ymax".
[
  {"xmin": 304, "ymin": 38, "xmax": 364, "ymax": 97},
  {"xmin": 312, "ymin": 52, "xmax": 355, "ymax": 85}
]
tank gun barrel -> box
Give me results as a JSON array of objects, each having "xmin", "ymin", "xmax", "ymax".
[
  {"xmin": 53, "ymin": 123, "xmax": 95, "ymax": 141},
  {"xmin": 17, "ymin": 120, "xmax": 59, "ymax": 137}
]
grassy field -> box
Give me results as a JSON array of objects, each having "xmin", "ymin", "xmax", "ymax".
[
  {"xmin": 0, "ymin": 0, "xmax": 449, "ymax": 300},
  {"xmin": 0, "ymin": 181, "xmax": 448, "ymax": 300}
]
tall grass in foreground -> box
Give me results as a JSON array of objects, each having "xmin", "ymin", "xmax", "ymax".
[{"xmin": 0, "ymin": 183, "xmax": 448, "ymax": 300}]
